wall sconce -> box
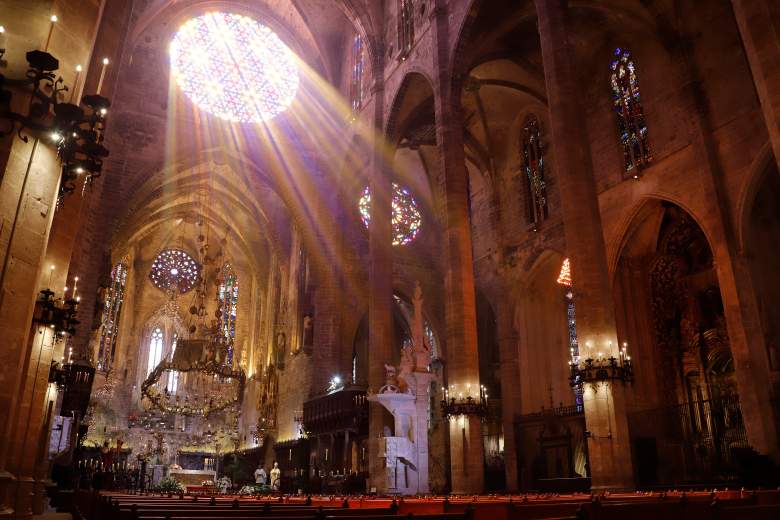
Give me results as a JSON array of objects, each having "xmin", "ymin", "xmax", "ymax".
[{"xmin": 0, "ymin": 48, "xmax": 111, "ymax": 205}]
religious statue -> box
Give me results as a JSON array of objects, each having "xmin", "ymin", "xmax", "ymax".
[
  {"xmin": 411, "ymin": 282, "xmax": 431, "ymax": 372},
  {"xmin": 302, "ymin": 314, "xmax": 314, "ymax": 350},
  {"xmin": 398, "ymin": 342, "xmax": 414, "ymax": 393},
  {"xmin": 275, "ymin": 331, "xmax": 286, "ymax": 367},
  {"xmin": 381, "ymin": 364, "xmax": 399, "ymax": 393},
  {"xmin": 270, "ymin": 461, "xmax": 281, "ymax": 491}
]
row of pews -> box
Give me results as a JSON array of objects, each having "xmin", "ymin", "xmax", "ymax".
[
  {"xmin": 73, "ymin": 493, "xmax": 469, "ymax": 520},
  {"xmin": 73, "ymin": 489, "xmax": 780, "ymax": 520}
]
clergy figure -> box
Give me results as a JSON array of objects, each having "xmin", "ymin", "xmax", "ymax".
[{"xmin": 254, "ymin": 465, "xmax": 267, "ymax": 485}]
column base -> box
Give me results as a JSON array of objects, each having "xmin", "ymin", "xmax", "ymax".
[
  {"xmin": 13, "ymin": 476, "xmax": 35, "ymax": 520},
  {"xmin": 0, "ymin": 470, "xmax": 16, "ymax": 519}
]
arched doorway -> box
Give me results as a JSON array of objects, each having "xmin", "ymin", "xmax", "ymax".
[{"xmin": 614, "ymin": 200, "xmax": 747, "ymax": 485}]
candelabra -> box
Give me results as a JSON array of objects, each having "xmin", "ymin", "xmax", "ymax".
[
  {"xmin": 440, "ymin": 383, "xmax": 489, "ymax": 418},
  {"xmin": 0, "ymin": 47, "xmax": 111, "ymax": 203},
  {"xmin": 33, "ymin": 288, "xmax": 79, "ymax": 340},
  {"xmin": 568, "ymin": 342, "xmax": 634, "ymax": 389}
]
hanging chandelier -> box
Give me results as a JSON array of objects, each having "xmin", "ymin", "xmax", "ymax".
[{"xmin": 141, "ymin": 353, "xmax": 245, "ymax": 417}]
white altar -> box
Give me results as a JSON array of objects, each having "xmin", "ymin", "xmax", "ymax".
[{"xmin": 168, "ymin": 468, "xmax": 217, "ymax": 488}]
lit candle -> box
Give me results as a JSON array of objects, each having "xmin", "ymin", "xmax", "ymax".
[
  {"xmin": 96, "ymin": 57, "xmax": 109, "ymax": 95},
  {"xmin": 44, "ymin": 15, "xmax": 57, "ymax": 52},
  {"xmin": 48, "ymin": 264, "xmax": 55, "ymax": 288},
  {"xmin": 0, "ymin": 26, "xmax": 6, "ymax": 54},
  {"xmin": 70, "ymin": 65, "xmax": 82, "ymax": 103}
]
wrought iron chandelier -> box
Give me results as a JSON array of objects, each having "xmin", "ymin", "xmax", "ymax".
[
  {"xmin": 0, "ymin": 46, "xmax": 111, "ymax": 203},
  {"xmin": 440, "ymin": 383, "xmax": 489, "ymax": 418},
  {"xmin": 33, "ymin": 288, "xmax": 79, "ymax": 340},
  {"xmin": 568, "ymin": 342, "xmax": 634, "ymax": 389}
]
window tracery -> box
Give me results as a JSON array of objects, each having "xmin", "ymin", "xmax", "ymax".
[
  {"xmin": 97, "ymin": 262, "xmax": 127, "ymax": 372},
  {"xmin": 218, "ymin": 263, "xmax": 238, "ymax": 365},
  {"xmin": 350, "ymin": 33, "xmax": 366, "ymax": 113},
  {"xmin": 147, "ymin": 327, "xmax": 164, "ymax": 376},
  {"xmin": 149, "ymin": 249, "xmax": 200, "ymax": 293},
  {"xmin": 522, "ymin": 115, "xmax": 548, "ymax": 228},
  {"xmin": 398, "ymin": 0, "xmax": 415, "ymax": 59},
  {"xmin": 359, "ymin": 183, "xmax": 422, "ymax": 245},
  {"xmin": 610, "ymin": 48, "xmax": 651, "ymax": 175},
  {"xmin": 170, "ymin": 12, "xmax": 299, "ymax": 123}
]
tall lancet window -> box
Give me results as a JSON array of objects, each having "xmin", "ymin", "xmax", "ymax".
[
  {"xmin": 522, "ymin": 115, "xmax": 548, "ymax": 229},
  {"xmin": 350, "ymin": 33, "xmax": 366, "ymax": 113},
  {"xmin": 398, "ymin": 0, "xmax": 414, "ymax": 59},
  {"xmin": 147, "ymin": 327, "xmax": 164, "ymax": 376},
  {"xmin": 218, "ymin": 263, "xmax": 239, "ymax": 365},
  {"xmin": 97, "ymin": 262, "xmax": 127, "ymax": 372},
  {"xmin": 610, "ymin": 48, "xmax": 651, "ymax": 176},
  {"xmin": 168, "ymin": 334, "xmax": 179, "ymax": 394}
]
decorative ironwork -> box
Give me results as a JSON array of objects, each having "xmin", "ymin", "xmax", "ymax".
[
  {"xmin": 440, "ymin": 384, "xmax": 489, "ymax": 418},
  {"xmin": 568, "ymin": 344, "xmax": 634, "ymax": 389},
  {"xmin": 141, "ymin": 357, "xmax": 245, "ymax": 417},
  {"xmin": 33, "ymin": 288, "xmax": 79, "ymax": 340},
  {"xmin": 0, "ymin": 50, "xmax": 111, "ymax": 203}
]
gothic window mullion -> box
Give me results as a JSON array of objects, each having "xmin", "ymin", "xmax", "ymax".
[{"xmin": 611, "ymin": 47, "xmax": 652, "ymax": 178}]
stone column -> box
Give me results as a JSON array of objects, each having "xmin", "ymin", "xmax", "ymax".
[
  {"xmin": 495, "ymin": 300, "xmax": 521, "ymax": 491},
  {"xmin": 732, "ymin": 0, "xmax": 780, "ymax": 172},
  {"xmin": 0, "ymin": 136, "xmax": 61, "ymax": 518},
  {"xmin": 431, "ymin": 3, "xmax": 485, "ymax": 494},
  {"xmin": 366, "ymin": 43, "xmax": 394, "ymax": 493},
  {"xmin": 534, "ymin": 0, "xmax": 634, "ymax": 489}
]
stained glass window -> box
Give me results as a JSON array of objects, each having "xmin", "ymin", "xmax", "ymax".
[
  {"xmin": 168, "ymin": 334, "xmax": 179, "ymax": 394},
  {"xmin": 149, "ymin": 249, "xmax": 200, "ymax": 293},
  {"xmin": 170, "ymin": 12, "xmax": 299, "ymax": 123},
  {"xmin": 350, "ymin": 33, "xmax": 366, "ymax": 113},
  {"xmin": 398, "ymin": 0, "xmax": 414, "ymax": 59},
  {"xmin": 218, "ymin": 263, "xmax": 238, "ymax": 365},
  {"xmin": 610, "ymin": 48, "xmax": 651, "ymax": 176},
  {"xmin": 359, "ymin": 182, "xmax": 422, "ymax": 245},
  {"xmin": 97, "ymin": 262, "xmax": 127, "ymax": 372},
  {"xmin": 147, "ymin": 327, "xmax": 164, "ymax": 376},
  {"xmin": 522, "ymin": 115, "xmax": 548, "ymax": 228}
]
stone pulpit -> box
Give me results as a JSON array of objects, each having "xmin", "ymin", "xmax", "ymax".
[{"xmin": 368, "ymin": 282, "xmax": 433, "ymax": 494}]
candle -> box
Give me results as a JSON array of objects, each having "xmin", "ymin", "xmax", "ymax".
[
  {"xmin": 96, "ymin": 58, "xmax": 109, "ymax": 95},
  {"xmin": 48, "ymin": 264, "xmax": 55, "ymax": 288},
  {"xmin": 44, "ymin": 15, "xmax": 57, "ymax": 52},
  {"xmin": 0, "ymin": 26, "xmax": 6, "ymax": 54},
  {"xmin": 70, "ymin": 65, "xmax": 82, "ymax": 103}
]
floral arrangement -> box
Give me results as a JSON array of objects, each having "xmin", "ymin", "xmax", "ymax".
[{"xmin": 155, "ymin": 476, "xmax": 184, "ymax": 494}]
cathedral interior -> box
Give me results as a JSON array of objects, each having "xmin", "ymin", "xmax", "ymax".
[{"xmin": 1, "ymin": 0, "xmax": 780, "ymax": 518}]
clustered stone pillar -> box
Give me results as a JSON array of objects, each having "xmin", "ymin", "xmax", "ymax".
[
  {"xmin": 367, "ymin": 51, "xmax": 395, "ymax": 494},
  {"xmin": 732, "ymin": 0, "xmax": 780, "ymax": 174},
  {"xmin": 432, "ymin": 0, "xmax": 485, "ymax": 494},
  {"xmin": 534, "ymin": 0, "xmax": 634, "ymax": 489}
]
